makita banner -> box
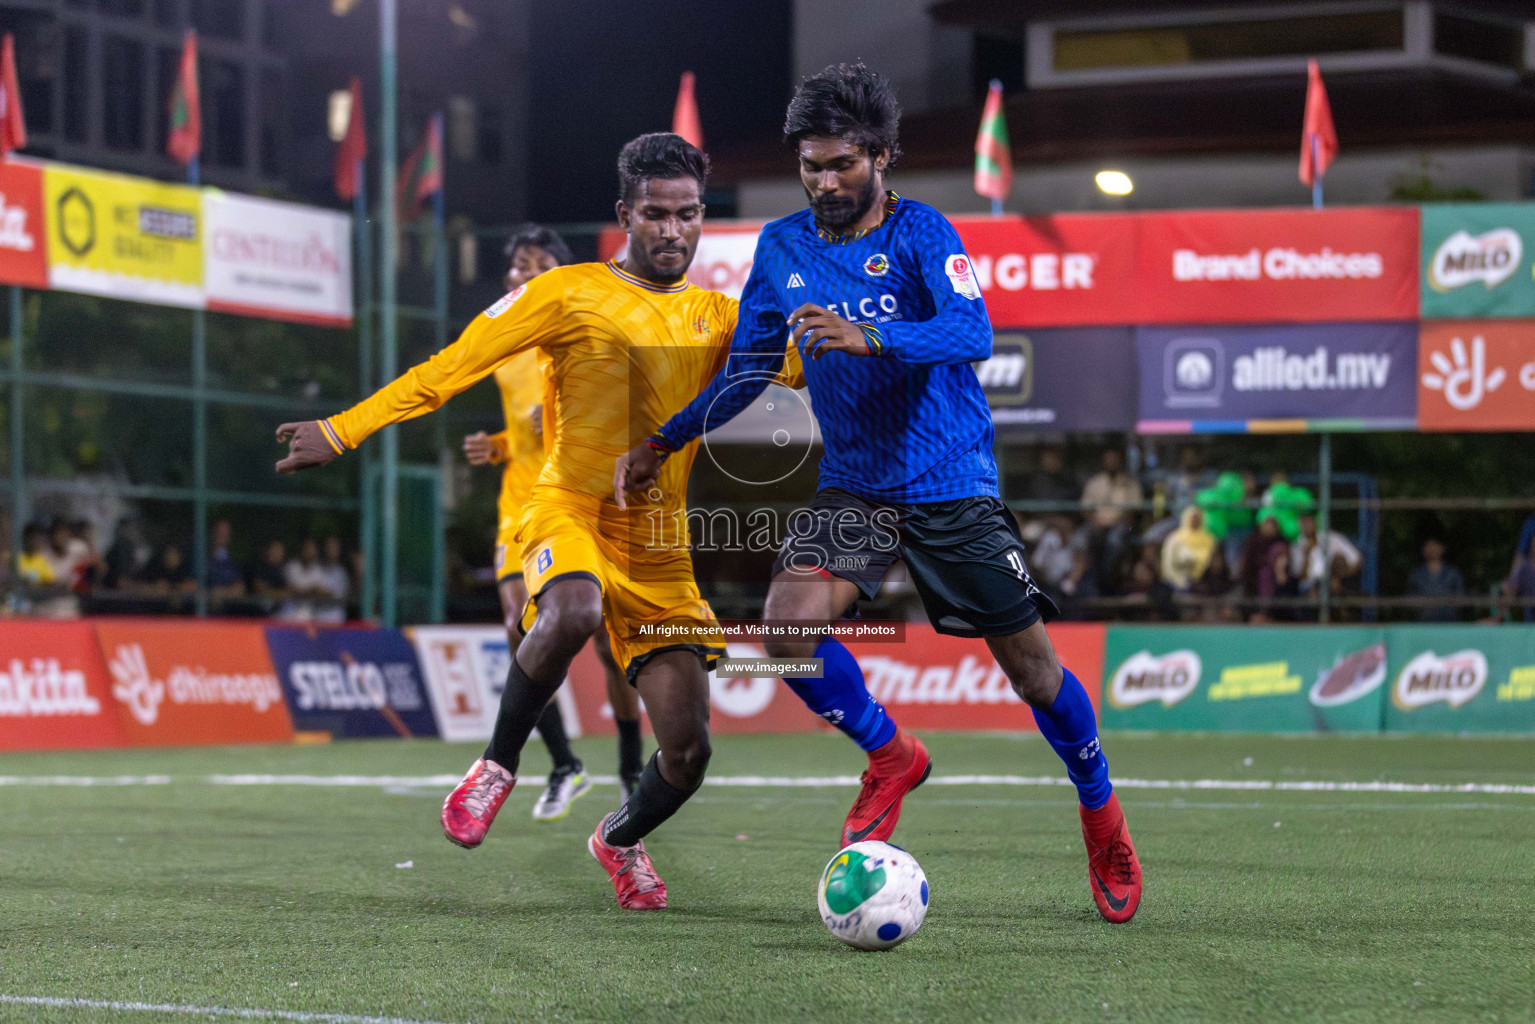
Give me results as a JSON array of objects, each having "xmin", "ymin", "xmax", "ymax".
[
  {"xmin": 1134, "ymin": 208, "xmax": 1419, "ymax": 325},
  {"xmin": 1420, "ymin": 204, "xmax": 1535, "ymax": 320},
  {"xmin": 0, "ymin": 621, "xmax": 124, "ymax": 750},
  {"xmin": 1136, "ymin": 322, "xmax": 1419, "ymax": 432},
  {"xmin": 0, "ymin": 160, "xmax": 48, "ymax": 289},
  {"xmin": 984, "ymin": 328, "xmax": 1137, "ymax": 433},
  {"xmin": 266, "ymin": 626, "xmax": 438, "ymax": 739}
]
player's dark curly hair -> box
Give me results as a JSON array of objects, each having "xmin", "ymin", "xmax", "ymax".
[
  {"xmin": 503, "ymin": 223, "xmax": 573, "ymax": 267},
  {"xmin": 617, "ymin": 132, "xmax": 709, "ymax": 202},
  {"xmin": 783, "ymin": 62, "xmax": 902, "ymax": 164}
]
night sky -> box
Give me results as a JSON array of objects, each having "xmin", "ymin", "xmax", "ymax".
[{"xmin": 527, "ymin": 0, "xmax": 792, "ymax": 222}]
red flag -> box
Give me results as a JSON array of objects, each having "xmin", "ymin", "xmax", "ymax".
[
  {"xmin": 0, "ymin": 34, "xmax": 26, "ymax": 157},
  {"xmin": 396, "ymin": 113, "xmax": 443, "ymax": 222},
  {"xmin": 334, "ymin": 77, "xmax": 366, "ymax": 201},
  {"xmin": 973, "ymin": 79, "xmax": 1011, "ymax": 203},
  {"xmin": 166, "ymin": 31, "xmax": 200, "ymax": 165},
  {"xmin": 1299, "ymin": 59, "xmax": 1337, "ymax": 186},
  {"xmin": 671, "ymin": 71, "xmax": 703, "ymax": 150}
]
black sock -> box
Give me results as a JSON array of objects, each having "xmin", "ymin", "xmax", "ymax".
[
  {"xmin": 616, "ymin": 718, "xmax": 643, "ymax": 780},
  {"xmin": 483, "ymin": 656, "xmax": 563, "ymax": 774},
  {"xmin": 535, "ymin": 702, "xmax": 579, "ymax": 773},
  {"xmin": 603, "ymin": 753, "xmax": 690, "ymax": 848}
]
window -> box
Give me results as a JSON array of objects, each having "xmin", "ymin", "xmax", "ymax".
[
  {"xmin": 972, "ymin": 33, "xmax": 1024, "ymax": 98},
  {"xmin": 477, "ymin": 103, "xmax": 501, "ymax": 166},
  {"xmin": 102, "ymin": 35, "xmax": 146, "ymax": 150},
  {"xmin": 258, "ymin": 68, "xmax": 283, "ymax": 177},
  {"xmin": 98, "ymin": 0, "xmax": 147, "ymax": 19},
  {"xmin": 1435, "ymin": 12, "xmax": 1524, "ymax": 72},
  {"xmin": 155, "ymin": 45, "xmax": 180, "ymax": 153},
  {"xmin": 207, "ymin": 58, "xmax": 245, "ymax": 167},
  {"xmin": 447, "ymin": 96, "xmax": 475, "ymax": 161},
  {"xmin": 154, "ymin": 0, "xmax": 180, "ymax": 29},
  {"xmin": 62, "ymin": 26, "xmax": 88, "ymax": 143},
  {"xmin": 192, "ymin": 0, "xmax": 243, "ymax": 40}
]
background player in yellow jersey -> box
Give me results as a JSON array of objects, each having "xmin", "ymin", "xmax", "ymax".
[
  {"xmin": 461, "ymin": 225, "xmax": 646, "ymax": 821},
  {"xmin": 276, "ymin": 134, "xmax": 794, "ymax": 910}
]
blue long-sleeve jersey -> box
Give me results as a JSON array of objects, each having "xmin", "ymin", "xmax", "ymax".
[{"xmin": 654, "ymin": 194, "xmax": 998, "ymax": 503}]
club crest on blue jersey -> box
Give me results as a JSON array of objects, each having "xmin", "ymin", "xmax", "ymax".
[
  {"xmin": 537, "ymin": 548, "xmax": 552, "ymax": 573},
  {"xmin": 863, "ymin": 253, "xmax": 890, "ymax": 277}
]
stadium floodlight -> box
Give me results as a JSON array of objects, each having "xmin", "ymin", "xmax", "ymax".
[{"xmin": 1095, "ymin": 170, "xmax": 1134, "ymax": 196}]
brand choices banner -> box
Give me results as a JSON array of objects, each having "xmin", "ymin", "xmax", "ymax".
[
  {"xmin": 203, "ymin": 192, "xmax": 354, "ymax": 326},
  {"xmin": 1417, "ymin": 321, "xmax": 1535, "ymax": 431},
  {"xmin": 266, "ymin": 626, "xmax": 438, "ymax": 739},
  {"xmin": 1420, "ymin": 204, "xmax": 1535, "ymax": 320},
  {"xmin": 1136, "ymin": 321, "xmax": 1419, "ymax": 430}
]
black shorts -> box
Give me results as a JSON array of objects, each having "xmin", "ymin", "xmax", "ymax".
[{"xmin": 770, "ymin": 488, "xmax": 1059, "ymax": 638}]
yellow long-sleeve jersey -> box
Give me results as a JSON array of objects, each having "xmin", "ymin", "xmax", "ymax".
[
  {"xmin": 326, "ymin": 260, "xmax": 802, "ymax": 512},
  {"xmin": 489, "ymin": 349, "xmax": 549, "ymax": 511}
]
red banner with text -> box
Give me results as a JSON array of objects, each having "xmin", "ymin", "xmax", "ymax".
[{"xmin": 0, "ymin": 621, "xmax": 125, "ymax": 750}]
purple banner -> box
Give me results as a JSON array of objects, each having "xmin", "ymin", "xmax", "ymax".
[
  {"xmin": 984, "ymin": 328, "xmax": 1137, "ymax": 433},
  {"xmin": 1135, "ymin": 322, "xmax": 1419, "ymax": 432}
]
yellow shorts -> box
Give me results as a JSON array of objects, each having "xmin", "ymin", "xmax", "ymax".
[
  {"xmin": 494, "ymin": 505, "xmax": 525, "ymax": 582},
  {"xmin": 515, "ymin": 486, "xmax": 725, "ymax": 680}
]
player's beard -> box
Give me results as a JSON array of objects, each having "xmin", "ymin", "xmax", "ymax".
[{"xmin": 808, "ymin": 175, "xmax": 879, "ymax": 235}]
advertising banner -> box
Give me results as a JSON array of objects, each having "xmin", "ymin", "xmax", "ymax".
[
  {"xmin": 950, "ymin": 214, "xmax": 1139, "ymax": 327},
  {"xmin": 0, "ymin": 160, "xmax": 49, "ymax": 289},
  {"xmin": 0, "ymin": 621, "xmax": 125, "ymax": 751},
  {"xmin": 1383, "ymin": 625, "xmax": 1535, "ymax": 734},
  {"xmin": 203, "ymin": 191, "xmax": 353, "ymax": 326},
  {"xmin": 91, "ymin": 620, "xmax": 292, "ymax": 746},
  {"xmin": 266, "ymin": 626, "xmax": 438, "ymax": 739},
  {"xmin": 1417, "ymin": 321, "xmax": 1535, "ymax": 431},
  {"xmin": 1136, "ymin": 322, "xmax": 1419, "ymax": 432},
  {"xmin": 985, "ymin": 328, "xmax": 1137, "ymax": 432},
  {"xmin": 409, "ymin": 625, "xmax": 580, "ymax": 742},
  {"xmin": 598, "ymin": 223, "xmax": 763, "ymax": 299},
  {"xmin": 1134, "ymin": 207, "xmax": 1419, "ymax": 325},
  {"xmin": 44, "ymin": 163, "xmax": 204, "ymax": 308},
  {"xmin": 1100, "ymin": 625, "xmax": 1388, "ymax": 732},
  {"xmin": 1420, "ymin": 204, "xmax": 1535, "ymax": 320}
]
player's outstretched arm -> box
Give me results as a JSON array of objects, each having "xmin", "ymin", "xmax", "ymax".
[
  {"xmin": 275, "ymin": 421, "xmax": 342, "ymax": 474},
  {"xmin": 873, "ymin": 211, "xmax": 993, "ymax": 366}
]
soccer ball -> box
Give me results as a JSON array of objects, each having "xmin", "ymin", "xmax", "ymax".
[{"xmin": 817, "ymin": 841, "xmax": 928, "ymax": 951}]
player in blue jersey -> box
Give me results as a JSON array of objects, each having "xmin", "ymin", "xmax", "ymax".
[{"xmin": 616, "ymin": 63, "xmax": 1142, "ymax": 923}]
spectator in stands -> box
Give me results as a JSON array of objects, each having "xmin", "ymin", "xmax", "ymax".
[
  {"xmin": 138, "ymin": 544, "xmax": 197, "ymax": 605},
  {"xmin": 1019, "ymin": 515, "xmax": 1080, "ymax": 607},
  {"xmin": 102, "ymin": 516, "xmax": 149, "ymax": 590},
  {"xmin": 1191, "ymin": 545, "xmax": 1238, "ymax": 621},
  {"xmin": 16, "ymin": 523, "xmax": 55, "ymax": 586},
  {"xmin": 45, "ymin": 517, "xmax": 89, "ymax": 589},
  {"xmin": 1123, "ymin": 541, "xmax": 1178, "ymax": 620},
  {"xmin": 1081, "ymin": 446, "xmax": 1143, "ymax": 591},
  {"xmin": 250, "ymin": 539, "xmax": 288, "ymax": 608},
  {"xmin": 1407, "ymin": 537, "xmax": 1464, "ymax": 623},
  {"xmin": 317, "ymin": 535, "xmax": 350, "ymax": 623},
  {"xmin": 1165, "ymin": 444, "xmax": 1211, "ymax": 516},
  {"xmin": 1022, "ymin": 445, "xmax": 1077, "ymax": 506},
  {"xmin": 282, "ymin": 538, "xmax": 331, "ymax": 621},
  {"xmin": 1239, "ymin": 510, "xmax": 1292, "ymax": 622},
  {"xmin": 67, "ymin": 520, "xmax": 101, "ymax": 594},
  {"xmin": 1160, "ymin": 506, "xmax": 1216, "ymax": 592},
  {"xmin": 209, "ymin": 518, "xmax": 246, "ymax": 599},
  {"xmin": 1514, "ymin": 513, "xmax": 1535, "ymax": 579},
  {"xmin": 1292, "ymin": 513, "xmax": 1362, "ymax": 605},
  {"xmin": 1505, "ymin": 537, "xmax": 1535, "ymax": 622}
]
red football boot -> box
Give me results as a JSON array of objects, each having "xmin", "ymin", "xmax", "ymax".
[
  {"xmin": 1080, "ymin": 793, "xmax": 1142, "ymax": 923},
  {"xmin": 588, "ymin": 814, "xmax": 668, "ymax": 910},
  {"xmin": 841, "ymin": 728, "xmax": 932, "ymax": 846},
  {"xmin": 440, "ymin": 757, "xmax": 515, "ymax": 849}
]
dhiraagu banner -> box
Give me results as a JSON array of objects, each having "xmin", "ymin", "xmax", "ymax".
[
  {"xmin": 1420, "ymin": 203, "xmax": 1535, "ymax": 320},
  {"xmin": 1383, "ymin": 625, "xmax": 1535, "ymax": 733},
  {"xmin": 44, "ymin": 163, "xmax": 203, "ymax": 308},
  {"xmin": 1101, "ymin": 625, "xmax": 1388, "ymax": 732}
]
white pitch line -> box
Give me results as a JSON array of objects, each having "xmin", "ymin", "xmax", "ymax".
[
  {"xmin": 0, "ymin": 772, "xmax": 1532, "ymax": 796},
  {"xmin": 0, "ymin": 994, "xmax": 465, "ymax": 1024}
]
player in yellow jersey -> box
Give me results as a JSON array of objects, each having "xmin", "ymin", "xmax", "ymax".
[
  {"xmin": 276, "ymin": 134, "xmax": 799, "ymax": 910},
  {"xmin": 461, "ymin": 225, "xmax": 646, "ymax": 822}
]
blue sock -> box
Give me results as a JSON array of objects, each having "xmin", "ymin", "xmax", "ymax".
[
  {"xmin": 783, "ymin": 637, "xmax": 896, "ymax": 752},
  {"xmin": 1030, "ymin": 667, "xmax": 1113, "ymax": 809}
]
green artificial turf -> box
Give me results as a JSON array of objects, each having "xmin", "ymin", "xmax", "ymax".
[{"xmin": 0, "ymin": 732, "xmax": 1531, "ymax": 1023}]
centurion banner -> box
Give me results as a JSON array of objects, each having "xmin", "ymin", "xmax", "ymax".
[
  {"xmin": 203, "ymin": 191, "xmax": 354, "ymax": 326},
  {"xmin": 1420, "ymin": 204, "xmax": 1535, "ymax": 320},
  {"xmin": 409, "ymin": 625, "xmax": 580, "ymax": 743}
]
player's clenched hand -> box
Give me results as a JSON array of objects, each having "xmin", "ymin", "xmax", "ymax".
[
  {"xmin": 275, "ymin": 421, "xmax": 341, "ymax": 475},
  {"xmin": 462, "ymin": 430, "xmax": 505, "ymax": 466},
  {"xmin": 788, "ymin": 303, "xmax": 872, "ymax": 360},
  {"xmin": 614, "ymin": 441, "xmax": 664, "ymax": 510}
]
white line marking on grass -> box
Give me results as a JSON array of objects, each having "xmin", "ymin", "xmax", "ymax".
[
  {"xmin": 0, "ymin": 994, "xmax": 466, "ymax": 1024},
  {"xmin": 2, "ymin": 773, "xmax": 1532, "ymax": 796}
]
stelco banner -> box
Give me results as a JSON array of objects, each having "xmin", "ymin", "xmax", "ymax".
[
  {"xmin": 1420, "ymin": 204, "xmax": 1535, "ymax": 320},
  {"xmin": 266, "ymin": 626, "xmax": 438, "ymax": 739},
  {"xmin": 1417, "ymin": 320, "xmax": 1535, "ymax": 431},
  {"xmin": 1101, "ymin": 625, "xmax": 1389, "ymax": 732},
  {"xmin": 203, "ymin": 191, "xmax": 354, "ymax": 326},
  {"xmin": 1136, "ymin": 322, "xmax": 1419, "ymax": 431}
]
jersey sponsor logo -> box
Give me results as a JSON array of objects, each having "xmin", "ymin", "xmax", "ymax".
[
  {"xmin": 787, "ymin": 272, "xmax": 806, "ymax": 289},
  {"xmin": 1428, "ymin": 229, "xmax": 1522, "ymax": 292},
  {"xmin": 692, "ymin": 315, "xmax": 712, "ymax": 340},
  {"xmin": 537, "ymin": 547, "xmax": 552, "ymax": 573},
  {"xmin": 483, "ymin": 284, "xmax": 526, "ymax": 318},
  {"xmin": 863, "ymin": 253, "xmax": 890, "ymax": 277},
  {"xmin": 1393, "ymin": 649, "xmax": 1488, "ymax": 710},
  {"xmin": 945, "ymin": 254, "xmax": 981, "ymax": 300},
  {"xmin": 1108, "ymin": 650, "xmax": 1201, "ymax": 708}
]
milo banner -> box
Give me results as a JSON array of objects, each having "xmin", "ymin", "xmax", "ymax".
[
  {"xmin": 1420, "ymin": 204, "xmax": 1535, "ymax": 320},
  {"xmin": 1101, "ymin": 625, "xmax": 1388, "ymax": 732},
  {"xmin": 1383, "ymin": 625, "xmax": 1535, "ymax": 733}
]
